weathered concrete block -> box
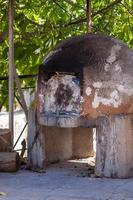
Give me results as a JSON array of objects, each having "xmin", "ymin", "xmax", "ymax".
[{"xmin": 95, "ymin": 114, "xmax": 133, "ymax": 178}]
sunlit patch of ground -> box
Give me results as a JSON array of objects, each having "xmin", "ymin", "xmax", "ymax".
[{"xmin": 47, "ymin": 157, "xmax": 95, "ymax": 177}]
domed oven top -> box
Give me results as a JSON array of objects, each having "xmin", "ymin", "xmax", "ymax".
[{"xmin": 36, "ymin": 34, "xmax": 133, "ymax": 127}]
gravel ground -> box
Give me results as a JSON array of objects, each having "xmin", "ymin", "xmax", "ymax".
[{"xmin": 0, "ymin": 159, "xmax": 133, "ymax": 200}]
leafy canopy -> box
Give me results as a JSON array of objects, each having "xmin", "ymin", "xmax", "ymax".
[{"xmin": 0, "ymin": 0, "xmax": 133, "ymax": 108}]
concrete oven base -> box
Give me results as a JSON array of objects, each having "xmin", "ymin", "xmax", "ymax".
[
  {"xmin": 44, "ymin": 126, "xmax": 94, "ymax": 164},
  {"xmin": 28, "ymin": 110, "xmax": 94, "ymax": 169},
  {"xmin": 28, "ymin": 110, "xmax": 133, "ymax": 178}
]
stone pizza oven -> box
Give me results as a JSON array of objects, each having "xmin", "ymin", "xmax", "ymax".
[{"xmin": 28, "ymin": 33, "xmax": 133, "ymax": 178}]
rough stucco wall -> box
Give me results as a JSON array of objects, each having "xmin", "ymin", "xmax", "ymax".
[
  {"xmin": 44, "ymin": 127, "xmax": 73, "ymax": 163},
  {"xmin": 82, "ymin": 43, "xmax": 133, "ymax": 118},
  {"xmin": 72, "ymin": 128, "xmax": 94, "ymax": 158},
  {"xmin": 41, "ymin": 126, "xmax": 94, "ymax": 163}
]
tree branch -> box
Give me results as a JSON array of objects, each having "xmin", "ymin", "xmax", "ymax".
[
  {"xmin": 1, "ymin": 0, "xmax": 125, "ymax": 43},
  {"xmin": 92, "ymin": 0, "xmax": 122, "ymax": 17},
  {"xmin": 64, "ymin": 0, "xmax": 122, "ymax": 27},
  {"xmin": 120, "ymin": 3, "xmax": 133, "ymax": 16},
  {"xmin": 64, "ymin": 0, "xmax": 85, "ymax": 10},
  {"xmin": 23, "ymin": 14, "xmax": 44, "ymax": 27},
  {"xmin": 53, "ymin": 0, "xmax": 72, "ymax": 17}
]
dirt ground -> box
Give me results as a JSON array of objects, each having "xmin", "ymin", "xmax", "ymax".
[{"xmin": 0, "ymin": 158, "xmax": 133, "ymax": 200}]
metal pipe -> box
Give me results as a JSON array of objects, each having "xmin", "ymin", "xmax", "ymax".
[{"xmin": 13, "ymin": 122, "xmax": 28, "ymax": 149}]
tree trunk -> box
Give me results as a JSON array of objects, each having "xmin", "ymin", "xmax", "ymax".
[{"xmin": 95, "ymin": 114, "xmax": 133, "ymax": 178}]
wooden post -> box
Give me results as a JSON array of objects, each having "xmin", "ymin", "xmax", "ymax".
[
  {"xmin": 0, "ymin": 129, "xmax": 12, "ymax": 152},
  {"xmin": 95, "ymin": 114, "xmax": 133, "ymax": 178},
  {"xmin": 9, "ymin": 0, "xmax": 14, "ymax": 147},
  {"xmin": 86, "ymin": 0, "xmax": 91, "ymax": 33},
  {"xmin": 0, "ymin": 152, "xmax": 19, "ymax": 172}
]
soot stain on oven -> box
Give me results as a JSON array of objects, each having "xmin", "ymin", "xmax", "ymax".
[{"xmin": 55, "ymin": 83, "xmax": 73, "ymax": 108}]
